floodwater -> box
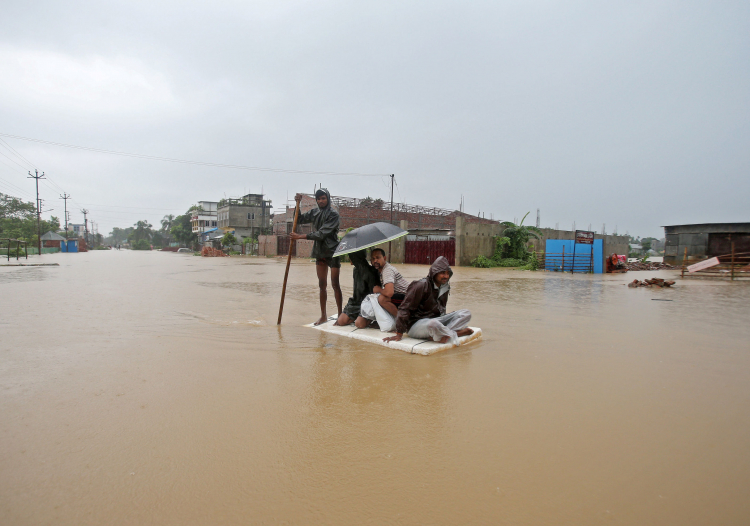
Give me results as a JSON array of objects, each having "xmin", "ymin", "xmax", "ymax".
[{"xmin": 1, "ymin": 251, "xmax": 749, "ymax": 525}]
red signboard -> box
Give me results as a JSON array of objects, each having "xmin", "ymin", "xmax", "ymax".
[{"xmin": 575, "ymin": 230, "xmax": 594, "ymax": 245}]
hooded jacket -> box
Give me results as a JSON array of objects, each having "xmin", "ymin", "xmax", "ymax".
[
  {"xmin": 395, "ymin": 256, "xmax": 453, "ymax": 334},
  {"xmin": 342, "ymin": 250, "xmax": 380, "ymax": 318},
  {"xmin": 296, "ymin": 188, "xmax": 340, "ymax": 259}
]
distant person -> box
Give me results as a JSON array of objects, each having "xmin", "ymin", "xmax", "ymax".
[
  {"xmin": 383, "ymin": 256, "xmax": 473, "ymax": 345},
  {"xmin": 335, "ymin": 250, "xmax": 380, "ymax": 327},
  {"xmin": 289, "ymin": 188, "xmax": 342, "ymax": 325}
]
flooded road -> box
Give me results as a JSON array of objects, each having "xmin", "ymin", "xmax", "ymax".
[{"xmin": 2, "ymin": 250, "xmax": 749, "ymax": 525}]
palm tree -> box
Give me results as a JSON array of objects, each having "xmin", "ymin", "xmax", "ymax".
[
  {"xmin": 498, "ymin": 212, "xmax": 543, "ymax": 261},
  {"xmin": 161, "ymin": 214, "xmax": 174, "ymax": 233}
]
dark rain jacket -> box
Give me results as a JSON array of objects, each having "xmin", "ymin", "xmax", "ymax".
[
  {"xmin": 395, "ymin": 256, "xmax": 453, "ymax": 334},
  {"xmin": 342, "ymin": 250, "xmax": 380, "ymax": 318},
  {"xmin": 296, "ymin": 188, "xmax": 340, "ymax": 259}
]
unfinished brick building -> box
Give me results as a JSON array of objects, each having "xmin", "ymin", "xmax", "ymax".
[{"xmin": 273, "ymin": 194, "xmax": 496, "ymax": 235}]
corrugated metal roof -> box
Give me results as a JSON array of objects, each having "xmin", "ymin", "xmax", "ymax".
[{"xmin": 40, "ymin": 231, "xmax": 67, "ymax": 241}]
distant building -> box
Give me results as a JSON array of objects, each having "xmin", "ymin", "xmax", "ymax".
[
  {"xmin": 217, "ymin": 194, "xmax": 272, "ymax": 242},
  {"xmin": 67, "ymin": 223, "xmax": 86, "ymax": 237},
  {"xmin": 191, "ymin": 201, "xmax": 219, "ymax": 234},
  {"xmin": 663, "ymin": 222, "xmax": 750, "ymax": 265},
  {"xmin": 41, "ymin": 231, "xmax": 66, "ymax": 248}
]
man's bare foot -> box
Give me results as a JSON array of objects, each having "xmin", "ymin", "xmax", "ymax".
[
  {"xmin": 313, "ymin": 316, "xmax": 328, "ymax": 326},
  {"xmin": 438, "ymin": 335, "xmax": 451, "ymax": 344},
  {"xmin": 456, "ymin": 328, "xmax": 474, "ymax": 337}
]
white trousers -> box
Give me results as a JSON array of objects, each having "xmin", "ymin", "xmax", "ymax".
[{"xmin": 407, "ymin": 309, "xmax": 472, "ymax": 345}]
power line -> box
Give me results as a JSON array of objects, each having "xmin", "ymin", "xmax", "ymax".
[
  {"xmin": 0, "ymin": 132, "xmax": 389, "ymax": 177},
  {"xmin": 0, "ymin": 138, "xmax": 36, "ymax": 170},
  {"xmin": 0, "ymin": 149, "xmax": 30, "ymax": 172},
  {"xmin": 74, "ymin": 202, "xmax": 184, "ymax": 211},
  {"xmin": 0, "ymin": 175, "xmax": 36, "ymax": 200}
]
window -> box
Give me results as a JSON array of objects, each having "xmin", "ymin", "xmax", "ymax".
[{"xmin": 247, "ymin": 213, "xmax": 255, "ymax": 220}]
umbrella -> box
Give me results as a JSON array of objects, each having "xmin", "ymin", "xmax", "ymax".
[{"xmin": 333, "ymin": 222, "xmax": 408, "ymax": 257}]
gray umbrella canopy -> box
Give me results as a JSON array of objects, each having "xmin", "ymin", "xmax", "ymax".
[{"xmin": 333, "ymin": 222, "xmax": 408, "ymax": 257}]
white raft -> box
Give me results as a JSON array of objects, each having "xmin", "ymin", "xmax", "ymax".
[{"xmin": 304, "ymin": 318, "xmax": 482, "ymax": 355}]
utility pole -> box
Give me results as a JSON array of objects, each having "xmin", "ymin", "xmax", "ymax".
[
  {"xmin": 28, "ymin": 169, "xmax": 45, "ymax": 255},
  {"xmin": 388, "ymin": 173, "xmax": 395, "ymax": 259},
  {"xmin": 82, "ymin": 209, "xmax": 89, "ymax": 249},
  {"xmin": 536, "ymin": 209, "xmax": 540, "ymax": 228},
  {"xmin": 60, "ymin": 193, "xmax": 71, "ymax": 239}
]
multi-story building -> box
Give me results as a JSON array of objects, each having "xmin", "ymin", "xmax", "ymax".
[
  {"xmin": 66, "ymin": 223, "xmax": 87, "ymax": 237},
  {"xmin": 191, "ymin": 201, "xmax": 219, "ymax": 234},
  {"xmin": 217, "ymin": 193, "xmax": 272, "ymax": 242}
]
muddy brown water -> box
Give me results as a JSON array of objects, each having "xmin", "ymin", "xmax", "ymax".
[{"xmin": 1, "ymin": 251, "xmax": 749, "ymax": 525}]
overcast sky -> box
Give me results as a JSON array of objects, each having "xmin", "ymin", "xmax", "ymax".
[{"xmin": 1, "ymin": 0, "xmax": 748, "ymax": 238}]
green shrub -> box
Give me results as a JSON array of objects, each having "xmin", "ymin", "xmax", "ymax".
[
  {"xmin": 471, "ymin": 255, "xmax": 496, "ymax": 268},
  {"xmin": 221, "ymin": 232, "xmax": 237, "ymax": 247},
  {"xmin": 495, "ymin": 258, "xmax": 525, "ymax": 267},
  {"xmin": 520, "ymin": 251, "xmax": 540, "ymax": 270},
  {"xmin": 132, "ymin": 239, "xmax": 150, "ymax": 250}
]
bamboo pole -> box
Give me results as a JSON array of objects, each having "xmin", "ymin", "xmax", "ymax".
[
  {"xmin": 681, "ymin": 247, "xmax": 688, "ymax": 278},
  {"xmin": 731, "ymin": 241, "xmax": 735, "ymax": 281},
  {"xmin": 277, "ymin": 196, "xmax": 302, "ymax": 325}
]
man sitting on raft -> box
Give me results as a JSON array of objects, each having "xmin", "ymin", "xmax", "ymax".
[
  {"xmin": 370, "ymin": 248, "xmax": 410, "ymax": 317},
  {"xmin": 383, "ymin": 256, "xmax": 473, "ymax": 345},
  {"xmin": 335, "ymin": 250, "xmax": 380, "ymax": 327}
]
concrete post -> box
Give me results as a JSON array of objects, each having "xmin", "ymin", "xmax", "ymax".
[
  {"xmin": 455, "ymin": 216, "xmax": 465, "ymax": 266},
  {"xmin": 393, "ymin": 220, "xmax": 408, "ymax": 264}
]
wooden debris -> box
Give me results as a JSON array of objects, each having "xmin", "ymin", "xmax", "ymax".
[
  {"xmin": 628, "ymin": 277, "xmax": 676, "ymax": 288},
  {"xmin": 625, "ymin": 261, "xmax": 678, "ymax": 271}
]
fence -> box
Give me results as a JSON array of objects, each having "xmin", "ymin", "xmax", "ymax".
[
  {"xmin": 542, "ymin": 239, "xmax": 603, "ymax": 273},
  {"xmin": 681, "ymin": 246, "xmax": 750, "ymax": 280},
  {"xmin": 542, "ymin": 251, "xmax": 595, "ymax": 273},
  {"xmin": 2, "ymin": 239, "xmax": 29, "ymax": 261}
]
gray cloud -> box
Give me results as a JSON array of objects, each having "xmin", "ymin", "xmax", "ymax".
[{"xmin": 1, "ymin": 0, "xmax": 748, "ymax": 237}]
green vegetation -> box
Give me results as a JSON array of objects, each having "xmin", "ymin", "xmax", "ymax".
[
  {"xmin": 169, "ymin": 205, "xmax": 199, "ymax": 248},
  {"xmin": 0, "ymin": 193, "xmax": 61, "ymax": 244},
  {"xmin": 471, "ymin": 212, "xmax": 542, "ymax": 269},
  {"xmin": 221, "ymin": 232, "xmax": 237, "ymax": 247},
  {"xmin": 132, "ymin": 239, "xmax": 151, "ymax": 250}
]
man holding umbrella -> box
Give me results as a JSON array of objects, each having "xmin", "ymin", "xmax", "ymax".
[{"xmin": 289, "ymin": 189, "xmax": 342, "ymax": 325}]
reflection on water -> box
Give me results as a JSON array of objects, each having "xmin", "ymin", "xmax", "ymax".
[{"xmin": 1, "ymin": 251, "xmax": 749, "ymax": 525}]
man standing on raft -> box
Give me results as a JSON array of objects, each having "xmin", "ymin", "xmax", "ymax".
[
  {"xmin": 289, "ymin": 189, "xmax": 343, "ymax": 325},
  {"xmin": 383, "ymin": 256, "xmax": 473, "ymax": 345}
]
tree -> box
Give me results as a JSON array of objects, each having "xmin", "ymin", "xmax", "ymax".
[
  {"xmin": 108, "ymin": 227, "xmax": 132, "ymax": 245},
  {"xmin": 170, "ymin": 205, "xmax": 199, "ymax": 248},
  {"xmin": 497, "ymin": 212, "xmax": 543, "ymax": 261},
  {"xmin": 129, "ymin": 220, "xmax": 153, "ymax": 243},
  {"xmin": 0, "ymin": 193, "xmax": 59, "ymax": 241},
  {"xmin": 161, "ymin": 214, "xmax": 174, "ymax": 233},
  {"xmin": 221, "ymin": 232, "xmax": 237, "ymax": 247}
]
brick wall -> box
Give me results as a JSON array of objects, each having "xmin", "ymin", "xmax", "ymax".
[
  {"xmin": 274, "ymin": 194, "xmax": 495, "ymax": 234},
  {"xmin": 258, "ymin": 235, "xmax": 277, "ymax": 256},
  {"xmin": 296, "ymin": 239, "xmax": 314, "ymax": 258}
]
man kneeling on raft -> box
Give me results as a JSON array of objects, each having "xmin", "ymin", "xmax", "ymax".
[
  {"xmin": 383, "ymin": 256, "xmax": 473, "ymax": 345},
  {"xmin": 335, "ymin": 250, "xmax": 380, "ymax": 327}
]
